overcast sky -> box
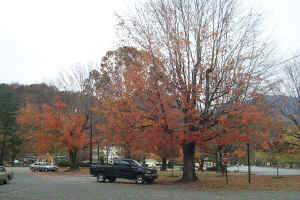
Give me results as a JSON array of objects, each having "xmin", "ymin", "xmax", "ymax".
[{"xmin": 1, "ymin": 0, "xmax": 300, "ymax": 85}]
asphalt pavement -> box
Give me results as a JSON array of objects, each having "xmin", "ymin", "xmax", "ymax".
[{"xmin": 0, "ymin": 167, "xmax": 300, "ymax": 200}]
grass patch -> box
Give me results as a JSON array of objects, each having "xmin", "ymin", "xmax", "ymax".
[
  {"xmin": 272, "ymin": 176, "xmax": 287, "ymax": 179},
  {"xmin": 157, "ymin": 171, "xmax": 300, "ymax": 191}
]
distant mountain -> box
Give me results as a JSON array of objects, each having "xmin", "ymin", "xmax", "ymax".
[
  {"xmin": 266, "ymin": 95, "xmax": 300, "ymax": 122},
  {"xmin": 0, "ymin": 83, "xmax": 59, "ymax": 107}
]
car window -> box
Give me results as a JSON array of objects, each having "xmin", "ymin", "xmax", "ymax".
[
  {"xmin": 130, "ymin": 160, "xmax": 143, "ymax": 167},
  {"xmin": 119, "ymin": 160, "xmax": 130, "ymax": 165},
  {"xmin": 0, "ymin": 167, "xmax": 6, "ymax": 172}
]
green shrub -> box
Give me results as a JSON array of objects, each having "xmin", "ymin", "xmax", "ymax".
[
  {"xmin": 56, "ymin": 160, "xmax": 70, "ymax": 167},
  {"xmin": 79, "ymin": 161, "xmax": 91, "ymax": 168}
]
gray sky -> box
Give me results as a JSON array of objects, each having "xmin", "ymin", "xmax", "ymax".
[{"xmin": 1, "ymin": 0, "xmax": 300, "ymax": 85}]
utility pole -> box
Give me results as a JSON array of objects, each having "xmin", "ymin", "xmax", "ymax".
[
  {"xmin": 247, "ymin": 142, "xmax": 251, "ymax": 184},
  {"xmin": 89, "ymin": 112, "xmax": 93, "ymax": 166},
  {"xmin": 97, "ymin": 143, "xmax": 100, "ymax": 162}
]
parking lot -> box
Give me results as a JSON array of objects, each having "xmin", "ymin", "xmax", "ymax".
[{"xmin": 1, "ymin": 167, "xmax": 300, "ymax": 200}]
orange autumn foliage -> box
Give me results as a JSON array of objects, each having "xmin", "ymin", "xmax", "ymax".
[
  {"xmin": 60, "ymin": 113, "xmax": 88, "ymax": 152},
  {"xmin": 213, "ymin": 96, "xmax": 280, "ymax": 149},
  {"xmin": 93, "ymin": 47, "xmax": 182, "ymax": 160},
  {"xmin": 17, "ymin": 100, "xmax": 88, "ymax": 157},
  {"xmin": 93, "ymin": 47, "xmax": 276, "ymax": 167}
]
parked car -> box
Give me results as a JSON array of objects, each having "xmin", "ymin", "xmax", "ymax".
[
  {"xmin": 30, "ymin": 162, "xmax": 57, "ymax": 172},
  {"xmin": 0, "ymin": 166, "xmax": 13, "ymax": 185},
  {"xmin": 90, "ymin": 159, "xmax": 158, "ymax": 184},
  {"xmin": 42, "ymin": 163, "xmax": 57, "ymax": 172},
  {"xmin": 30, "ymin": 162, "xmax": 43, "ymax": 171},
  {"xmin": 80, "ymin": 160, "xmax": 91, "ymax": 167},
  {"xmin": 14, "ymin": 160, "xmax": 24, "ymax": 165},
  {"xmin": 23, "ymin": 155, "xmax": 37, "ymax": 163}
]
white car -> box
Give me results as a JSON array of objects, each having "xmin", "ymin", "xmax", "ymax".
[
  {"xmin": 36, "ymin": 162, "xmax": 57, "ymax": 172},
  {"xmin": 42, "ymin": 163, "xmax": 57, "ymax": 172},
  {"xmin": 30, "ymin": 162, "xmax": 44, "ymax": 172},
  {"xmin": 0, "ymin": 166, "xmax": 13, "ymax": 184},
  {"xmin": 30, "ymin": 162, "xmax": 56, "ymax": 172}
]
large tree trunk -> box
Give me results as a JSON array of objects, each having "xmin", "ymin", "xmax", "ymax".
[
  {"xmin": 216, "ymin": 146, "xmax": 225, "ymax": 174},
  {"xmin": 181, "ymin": 142, "xmax": 197, "ymax": 182},
  {"xmin": 218, "ymin": 155, "xmax": 225, "ymax": 175},
  {"xmin": 69, "ymin": 150, "xmax": 79, "ymax": 169},
  {"xmin": 199, "ymin": 157, "xmax": 204, "ymax": 171},
  {"xmin": 161, "ymin": 157, "xmax": 167, "ymax": 171}
]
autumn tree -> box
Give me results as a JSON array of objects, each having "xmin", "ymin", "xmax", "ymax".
[
  {"xmin": 151, "ymin": 133, "xmax": 180, "ymax": 170},
  {"xmin": 18, "ymin": 99, "xmax": 88, "ymax": 169},
  {"xmin": 60, "ymin": 110, "xmax": 89, "ymax": 169},
  {"xmin": 92, "ymin": 47, "xmax": 145, "ymax": 153},
  {"xmin": 92, "ymin": 47, "xmax": 183, "ymax": 169},
  {"xmin": 56, "ymin": 63, "xmax": 98, "ymax": 164},
  {"xmin": 212, "ymin": 95, "xmax": 279, "ymax": 171},
  {"xmin": 117, "ymin": 0, "xmax": 274, "ymax": 182}
]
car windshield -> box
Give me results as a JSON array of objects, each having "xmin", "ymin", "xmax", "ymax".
[{"xmin": 131, "ymin": 160, "xmax": 143, "ymax": 167}]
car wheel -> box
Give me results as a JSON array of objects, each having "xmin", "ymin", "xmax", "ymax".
[
  {"xmin": 136, "ymin": 175, "xmax": 144, "ymax": 184},
  {"xmin": 97, "ymin": 174, "xmax": 105, "ymax": 183},
  {"xmin": 3, "ymin": 178, "xmax": 8, "ymax": 184},
  {"xmin": 108, "ymin": 177, "xmax": 116, "ymax": 183}
]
